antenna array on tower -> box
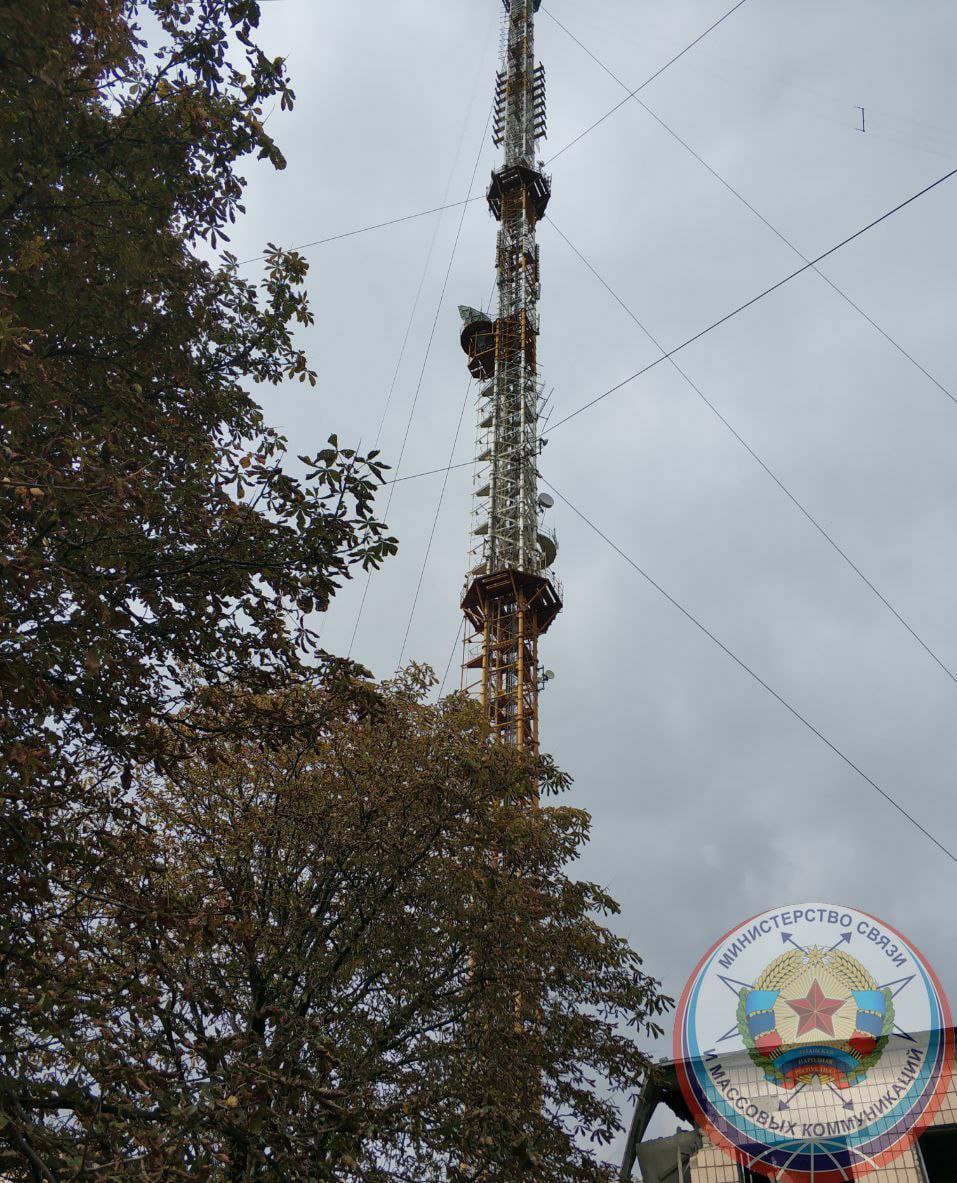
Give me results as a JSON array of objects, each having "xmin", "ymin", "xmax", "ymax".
[{"xmin": 458, "ymin": 0, "xmax": 560, "ymax": 754}]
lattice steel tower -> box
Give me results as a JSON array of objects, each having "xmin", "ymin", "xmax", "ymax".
[{"xmin": 459, "ymin": 0, "xmax": 560, "ymax": 754}]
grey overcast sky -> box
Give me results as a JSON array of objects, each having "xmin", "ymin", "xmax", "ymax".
[{"xmin": 225, "ymin": 0, "xmax": 957, "ymax": 1156}]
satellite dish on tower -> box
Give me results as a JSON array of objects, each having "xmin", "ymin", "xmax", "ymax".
[
  {"xmin": 537, "ymin": 492, "xmax": 554, "ymax": 510},
  {"xmin": 537, "ymin": 531, "xmax": 558, "ymax": 569}
]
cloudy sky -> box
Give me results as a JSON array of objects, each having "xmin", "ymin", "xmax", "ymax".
[{"xmin": 226, "ymin": 0, "xmax": 957, "ymax": 1158}]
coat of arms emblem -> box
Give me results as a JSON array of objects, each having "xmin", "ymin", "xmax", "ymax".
[
  {"xmin": 674, "ymin": 903, "xmax": 953, "ymax": 1181},
  {"xmin": 739, "ymin": 943, "xmax": 893, "ymax": 1091}
]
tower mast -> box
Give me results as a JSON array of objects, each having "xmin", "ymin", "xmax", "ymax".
[{"xmin": 459, "ymin": 0, "xmax": 560, "ymax": 752}]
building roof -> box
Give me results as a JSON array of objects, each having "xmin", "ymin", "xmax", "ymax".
[
  {"xmin": 620, "ymin": 1062, "xmax": 693, "ymax": 1180},
  {"xmin": 620, "ymin": 1030, "xmax": 957, "ymax": 1181}
]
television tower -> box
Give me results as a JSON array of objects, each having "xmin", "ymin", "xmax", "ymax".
[{"xmin": 459, "ymin": 0, "xmax": 560, "ymax": 754}]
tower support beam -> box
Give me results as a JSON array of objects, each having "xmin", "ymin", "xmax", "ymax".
[{"xmin": 459, "ymin": 0, "xmax": 560, "ymax": 752}]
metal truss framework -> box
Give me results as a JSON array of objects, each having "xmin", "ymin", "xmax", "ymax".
[{"xmin": 458, "ymin": 0, "xmax": 560, "ymax": 754}]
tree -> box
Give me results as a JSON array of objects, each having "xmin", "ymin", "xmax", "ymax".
[
  {"xmin": 0, "ymin": 0, "xmax": 395, "ymax": 798},
  {"xmin": 0, "ymin": 669, "xmax": 671, "ymax": 1182},
  {"xmin": 0, "ymin": 7, "xmax": 673, "ymax": 1180},
  {"xmin": 1, "ymin": 5, "xmax": 395, "ymax": 1175}
]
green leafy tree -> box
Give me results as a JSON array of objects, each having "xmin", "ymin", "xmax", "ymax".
[{"xmin": 0, "ymin": 670, "xmax": 670, "ymax": 1183}]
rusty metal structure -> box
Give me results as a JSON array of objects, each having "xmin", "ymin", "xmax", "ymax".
[{"xmin": 459, "ymin": 0, "xmax": 560, "ymax": 753}]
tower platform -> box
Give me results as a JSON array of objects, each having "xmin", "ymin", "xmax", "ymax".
[{"xmin": 462, "ymin": 568, "xmax": 561, "ymax": 637}]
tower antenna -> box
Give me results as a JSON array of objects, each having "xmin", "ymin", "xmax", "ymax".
[{"xmin": 458, "ymin": 0, "xmax": 560, "ymax": 753}]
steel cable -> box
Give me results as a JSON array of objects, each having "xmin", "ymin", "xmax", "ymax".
[
  {"xmin": 542, "ymin": 476, "xmax": 957, "ymax": 866},
  {"xmin": 542, "ymin": 5, "xmax": 957, "ymax": 411},
  {"xmin": 548, "ymin": 216, "xmax": 957, "ymax": 688},
  {"xmin": 346, "ymin": 101, "xmax": 495, "ymax": 659}
]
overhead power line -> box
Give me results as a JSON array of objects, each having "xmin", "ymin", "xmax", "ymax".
[
  {"xmin": 549, "ymin": 162, "xmax": 957, "ymax": 431},
  {"xmin": 541, "ymin": 476, "xmax": 957, "ymax": 866},
  {"xmin": 543, "ymin": 6, "xmax": 957, "ymax": 411},
  {"xmin": 549, "ymin": 216, "xmax": 957, "ymax": 688}
]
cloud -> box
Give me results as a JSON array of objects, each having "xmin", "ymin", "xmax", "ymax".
[{"xmin": 231, "ymin": 0, "xmax": 957, "ymax": 1164}]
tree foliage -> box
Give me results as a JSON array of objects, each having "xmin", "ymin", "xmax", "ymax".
[
  {"xmin": 2, "ymin": 670, "xmax": 670, "ymax": 1182},
  {"xmin": 0, "ymin": 0, "xmax": 395, "ymax": 787},
  {"xmin": 0, "ymin": 3, "xmax": 673, "ymax": 1180},
  {"xmin": 1, "ymin": 3, "xmax": 396, "ymax": 1174}
]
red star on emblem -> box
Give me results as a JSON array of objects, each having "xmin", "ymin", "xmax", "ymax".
[{"xmin": 786, "ymin": 980, "xmax": 845, "ymax": 1038}]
